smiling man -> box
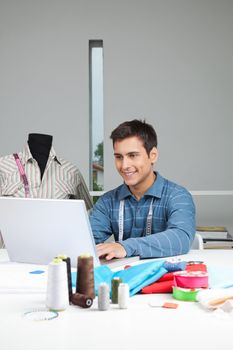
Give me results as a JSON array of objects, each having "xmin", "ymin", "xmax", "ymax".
[{"xmin": 89, "ymin": 119, "xmax": 195, "ymax": 260}]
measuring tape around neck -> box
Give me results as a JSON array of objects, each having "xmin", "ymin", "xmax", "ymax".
[
  {"xmin": 13, "ymin": 153, "xmax": 30, "ymax": 198},
  {"xmin": 118, "ymin": 198, "xmax": 154, "ymax": 241}
]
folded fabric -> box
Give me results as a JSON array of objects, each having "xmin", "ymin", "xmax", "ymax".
[
  {"xmin": 141, "ymin": 279, "xmax": 174, "ymax": 294},
  {"xmin": 113, "ymin": 260, "xmax": 167, "ymax": 296},
  {"xmin": 72, "ymin": 260, "xmax": 167, "ymax": 296},
  {"xmin": 163, "ymin": 261, "xmax": 187, "ymax": 272},
  {"xmin": 140, "ymin": 262, "xmax": 188, "ymax": 294},
  {"xmin": 72, "ymin": 260, "xmax": 187, "ymax": 297},
  {"xmin": 141, "ymin": 271, "xmax": 182, "ymax": 294},
  {"xmin": 113, "ymin": 261, "xmax": 187, "ymax": 295},
  {"xmin": 156, "ymin": 272, "xmax": 175, "ymax": 282}
]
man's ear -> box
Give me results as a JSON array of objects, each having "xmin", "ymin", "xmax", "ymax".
[{"xmin": 150, "ymin": 147, "xmax": 158, "ymax": 165}]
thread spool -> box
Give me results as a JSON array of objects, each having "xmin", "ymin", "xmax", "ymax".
[
  {"xmin": 56, "ymin": 255, "xmax": 73, "ymax": 303},
  {"xmin": 98, "ymin": 283, "xmax": 110, "ymax": 311},
  {"xmin": 172, "ymin": 286, "xmax": 200, "ymax": 302},
  {"xmin": 111, "ymin": 277, "xmax": 122, "ymax": 304},
  {"xmin": 76, "ymin": 254, "xmax": 95, "ymax": 299},
  {"xmin": 173, "ymin": 271, "xmax": 208, "ymax": 289},
  {"xmin": 118, "ymin": 283, "xmax": 129, "ymax": 309},
  {"xmin": 46, "ymin": 258, "xmax": 69, "ymax": 311},
  {"xmin": 186, "ymin": 262, "xmax": 207, "ymax": 272},
  {"xmin": 71, "ymin": 293, "xmax": 93, "ymax": 308}
]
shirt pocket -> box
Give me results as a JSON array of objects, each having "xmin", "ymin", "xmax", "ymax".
[
  {"xmin": 1, "ymin": 172, "xmax": 24, "ymax": 197},
  {"xmin": 55, "ymin": 178, "xmax": 77, "ymax": 199}
]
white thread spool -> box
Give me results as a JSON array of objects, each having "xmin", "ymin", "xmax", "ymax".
[
  {"xmin": 118, "ymin": 283, "xmax": 129, "ymax": 309},
  {"xmin": 46, "ymin": 258, "xmax": 69, "ymax": 311},
  {"xmin": 98, "ymin": 283, "xmax": 110, "ymax": 311}
]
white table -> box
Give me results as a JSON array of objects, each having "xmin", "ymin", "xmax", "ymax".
[{"xmin": 1, "ymin": 249, "xmax": 233, "ymax": 350}]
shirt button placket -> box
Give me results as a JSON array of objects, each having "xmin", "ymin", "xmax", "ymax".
[{"xmin": 135, "ymin": 203, "xmax": 141, "ymax": 228}]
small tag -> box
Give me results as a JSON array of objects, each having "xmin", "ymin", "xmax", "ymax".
[
  {"xmin": 148, "ymin": 300, "xmax": 178, "ymax": 309},
  {"xmin": 162, "ymin": 302, "xmax": 178, "ymax": 309}
]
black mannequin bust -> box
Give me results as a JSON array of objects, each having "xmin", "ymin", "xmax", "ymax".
[{"xmin": 28, "ymin": 133, "xmax": 53, "ymax": 180}]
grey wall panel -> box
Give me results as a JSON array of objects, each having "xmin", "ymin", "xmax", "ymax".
[
  {"xmin": 0, "ymin": 0, "xmax": 91, "ymax": 181},
  {"xmin": 104, "ymin": 0, "xmax": 233, "ymax": 192}
]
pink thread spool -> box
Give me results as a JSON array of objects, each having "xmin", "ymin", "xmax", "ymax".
[{"xmin": 173, "ymin": 271, "xmax": 208, "ymax": 289}]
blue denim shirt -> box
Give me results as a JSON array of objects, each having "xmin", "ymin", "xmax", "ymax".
[{"xmin": 89, "ymin": 172, "xmax": 196, "ymax": 258}]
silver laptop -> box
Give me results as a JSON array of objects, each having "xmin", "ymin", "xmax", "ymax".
[
  {"xmin": 0, "ymin": 197, "xmax": 100, "ymax": 267},
  {"xmin": 0, "ymin": 197, "xmax": 139, "ymax": 268}
]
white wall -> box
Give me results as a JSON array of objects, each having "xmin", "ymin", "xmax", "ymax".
[{"xmin": 1, "ymin": 0, "xmax": 233, "ymax": 231}]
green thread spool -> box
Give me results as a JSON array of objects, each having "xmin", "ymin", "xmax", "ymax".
[
  {"xmin": 172, "ymin": 286, "xmax": 199, "ymax": 302},
  {"xmin": 111, "ymin": 277, "xmax": 122, "ymax": 304}
]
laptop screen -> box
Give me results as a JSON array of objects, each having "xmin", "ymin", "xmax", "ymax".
[{"xmin": 0, "ymin": 197, "xmax": 99, "ymax": 267}]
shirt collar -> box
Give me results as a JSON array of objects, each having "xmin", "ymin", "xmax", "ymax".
[
  {"xmin": 118, "ymin": 183, "xmax": 132, "ymax": 200},
  {"xmin": 49, "ymin": 147, "xmax": 62, "ymax": 165},
  {"xmin": 20, "ymin": 144, "xmax": 61, "ymax": 165},
  {"xmin": 144, "ymin": 172, "xmax": 164, "ymax": 198},
  {"xmin": 118, "ymin": 172, "xmax": 165, "ymax": 201}
]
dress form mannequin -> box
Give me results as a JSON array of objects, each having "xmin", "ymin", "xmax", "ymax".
[
  {"xmin": 0, "ymin": 133, "xmax": 92, "ymax": 208},
  {"xmin": 28, "ymin": 133, "xmax": 53, "ymax": 180}
]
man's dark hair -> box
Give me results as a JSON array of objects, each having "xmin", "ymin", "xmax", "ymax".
[{"xmin": 110, "ymin": 119, "xmax": 157, "ymax": 155}]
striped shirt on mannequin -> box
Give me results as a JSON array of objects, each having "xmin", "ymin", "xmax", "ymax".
[{"xmin": 0, "ymin": 144, "xmax": 92, "ymax": 208}]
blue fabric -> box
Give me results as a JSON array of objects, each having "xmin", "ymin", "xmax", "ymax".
[
  {"xmin": 113, "ymin": 260, "xmax": 167, "ymax": 296},
  {"xmin": 71, "ymin": 260, "xmax": 186, "ymax": 297},
  {"xmin": 93, "ymin": 265, "xmax": 114, "ymax": 292},
  {"xmin": 163, "ymin": 261, "xmax": 187, "ymax": 271},
  {"xmin": 89, "ymin": 172, "xmax": 195, "ymax": 258}
]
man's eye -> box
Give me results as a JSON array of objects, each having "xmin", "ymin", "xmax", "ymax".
[
  {"xmin": 115, "ymin": 155, "xmax": 122, "ymax": 160},
  {"xmin": 129, "ymin": 154, "xmax": 136, "ymax": 158}
]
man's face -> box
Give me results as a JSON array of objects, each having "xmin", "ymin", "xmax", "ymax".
[{"xmin": 113, "ymin": 136, "xmax": 158, "ymax": 190}]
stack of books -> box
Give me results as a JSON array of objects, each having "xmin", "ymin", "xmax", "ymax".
[{"xmin": 196, "ymin": 226, "xmax": 233, "ymax": 249}]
